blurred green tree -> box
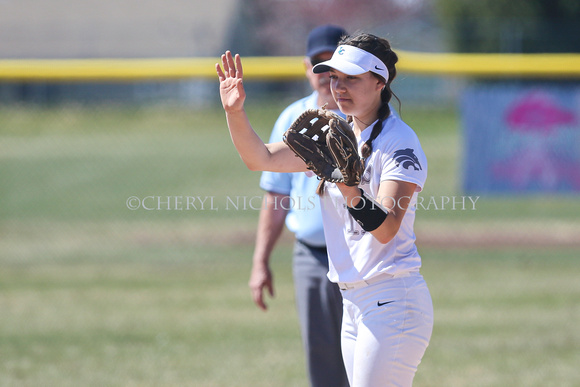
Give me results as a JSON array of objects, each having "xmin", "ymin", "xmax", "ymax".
[{"xmin": 436, "ymin": 0, "xmax": 580, "ymax": 53}]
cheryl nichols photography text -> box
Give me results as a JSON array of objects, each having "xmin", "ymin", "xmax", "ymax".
[{"xmin": 126, "ymin": 195, "xmax": 480, "ymax": 212}]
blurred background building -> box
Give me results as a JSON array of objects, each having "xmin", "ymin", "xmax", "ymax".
[
  {"xmin": 0, "ymin": 0, "xmax": 452, "ymax": 105},
  {"xmin": 2, "ymin": 0, "xmax": 577, "ymax": 106}
]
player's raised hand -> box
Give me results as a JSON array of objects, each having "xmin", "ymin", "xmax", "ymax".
[{"xmin": 216, "ymin": 51, "xmax": 246, "ymax": 113}]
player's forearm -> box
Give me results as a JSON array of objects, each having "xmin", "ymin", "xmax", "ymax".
[
  {"xmin": 225, "ymin": 111, "xmax": 306, "ymax": 173},
  {"xmin": 225, "ymin": 110, "xmax": 272, "ymax": 171},
  {"xmin": 338, "ymin": 183, "xmax": 404, "ymax": 245}
]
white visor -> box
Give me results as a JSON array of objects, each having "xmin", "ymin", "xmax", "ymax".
[{"xmin": 312, "ymin": 45, "xmax": 389, "ymax": 82}]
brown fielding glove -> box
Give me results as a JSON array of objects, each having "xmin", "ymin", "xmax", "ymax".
[{"xmin": 283, "ymin": 108, "xmax": 363, "ymax": 186}]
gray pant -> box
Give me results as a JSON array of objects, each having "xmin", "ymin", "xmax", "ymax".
[{"xmin": 293, "ymin": 240, "xmax": 349, "ymax": 387}]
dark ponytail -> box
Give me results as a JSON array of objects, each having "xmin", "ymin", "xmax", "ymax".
[{"xmin": 360, "ymin": 88, "xmax": 391, "ymax": 160}]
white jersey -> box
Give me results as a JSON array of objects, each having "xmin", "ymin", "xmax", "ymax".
[{"xmin": 320, "ymin": 112, "xmax": 428, "ymax": 283}]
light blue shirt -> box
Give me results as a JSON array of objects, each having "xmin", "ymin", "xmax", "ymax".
[{"xmin": 260, "ymin": 91, "xmax": 344, "ymax": 247}]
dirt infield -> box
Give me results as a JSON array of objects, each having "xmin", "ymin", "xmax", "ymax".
[
  {"xmin": 416, "ymin": 228, "xmax": 580, "ymax": 248},
  {"xmin": 126, "ymin": 220, "xmax": 580, "ymax": 249}
]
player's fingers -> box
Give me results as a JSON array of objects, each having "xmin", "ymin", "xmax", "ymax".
[
  {"xmin": 234, "ymin": 53, "xmax": 243, "ymax": 79},
  {"xmin": 220, "ymin": 53, "xmax": 231, "ymax": 77},
  {"xmin": 225, "ymin": 51, "xmax": 236, "ymax": 78},
  {"xmin": 215, "ymin": 62, "xmax": 225, "ymax": 82}
]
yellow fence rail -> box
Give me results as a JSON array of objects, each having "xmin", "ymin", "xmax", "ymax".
[{"xmin": 1, "ymin": 51, "xmax": 579, "ymax": 81}]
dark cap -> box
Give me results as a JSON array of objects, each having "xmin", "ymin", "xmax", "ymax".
[{"xmin": 306, "ymin": 25, "xmax": 347, "ymax": 58}]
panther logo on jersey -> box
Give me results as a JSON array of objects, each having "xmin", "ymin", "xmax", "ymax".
[{"xmin": 394, "ymin": 148, "xmax": 422, "ymax": 171}]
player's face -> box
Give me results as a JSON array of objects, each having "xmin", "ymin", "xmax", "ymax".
[
  {"xmin": 329, "ymin": 69, "xmax": 384, "ymax": 124},
  {"xmin": 305, "ymin": 52, "xmax": 337, "ymax": 109}
]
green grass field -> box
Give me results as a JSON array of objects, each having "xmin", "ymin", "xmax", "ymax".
[{"xmin": 1, "ymin": 102, "xmax": 579, "ymax": 386}]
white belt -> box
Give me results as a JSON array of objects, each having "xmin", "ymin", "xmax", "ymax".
[{"xmin": 337, "ymin": 272, "xmax": 395, "ymax": 291}]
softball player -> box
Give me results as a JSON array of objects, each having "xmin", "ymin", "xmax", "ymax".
[{"xmin": 216, "ymin": 32, "xmax": 433, "ymax": 387}]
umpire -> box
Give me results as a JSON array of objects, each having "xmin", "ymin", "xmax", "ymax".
[{"xmin": 248, "ymin": 25, "xmax": 349, "ymax": 387}]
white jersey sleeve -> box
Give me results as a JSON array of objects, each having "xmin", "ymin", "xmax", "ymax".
[{"xmin": 376, "ymin": 116, "xmax": 427, "ymax": 192}]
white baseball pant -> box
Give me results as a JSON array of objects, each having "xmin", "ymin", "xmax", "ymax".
[{"xmin": 339, "ymin": 272, "xmax": 434, "ymax": 387}]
